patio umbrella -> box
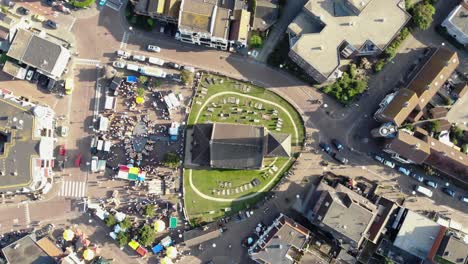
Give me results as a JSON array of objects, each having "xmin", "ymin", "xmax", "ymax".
[
  {"xmin": 135, "ymin": 96, "xmax": 145, "ymax": 105},
  {"xmin": 153, "ymin": 220, "xmax": 165, "ymax": 232},
  {"xmin": 63, "ymin": 229, "xmax": 74, "ymax": 241},
  {"xmin": 83, "ymin": 249, "xmax": 95, "ymax": 261},
  {"xmin": 166, "ymin": 246, "xmax": 177, "ymax": 259},
  {"xmin": 160, "ymin": 256, "xmax": 173, "ymax": 264}
]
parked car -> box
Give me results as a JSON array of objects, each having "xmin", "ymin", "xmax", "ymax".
[
  {"xmin": 45, "ymin": 20, "xmax": 58, "ymax": 29},
  {"xmin": 132, "ymin": 55, "xmax": 146, "ymax": 62},
  {"xmin": 26, "ymin": 70, "xmax": 34, "ymax": 81},
  {"xmin": 333, "ymin": 153, "xmax": 348, "ymax": 165},
  {"xmin": 32, "ymin": 14, "xmax": 46, "ymax": 22},
  {"xmin": 460, "ymin": 196, "xmax": 468, "ymax": 203},
  {"xmin": 112, "ymin": 60, "xmax": 126, "ymax": 69},
  {"xmin": 383, "ymin": 160, "xmax": 395, "ymax": 169},
  {"xmin": 55, "ymin": 3, "xmax": 70, "ymax": 14},
  {"xmin": 319, "ymin": 143, "xmax": 332, "ymax": 154},
  {"xmin": 171, "ymin": 74, "xmax": 182, "ymax": 82},
  {"xmin": 45, "ymin": 0, "xmax": 57, "ymax": 6},
  {"xmin": 425, "ymin": 180, "xmax": 438, "ymax": 189},
  {"xmin": 411, "ymin": 173, "xmax": 424, "ymax": 182},
  {"xmin": 373, "ymin": 155, "xmax": 384, "ymax": 163},
  {"xmin": 116, "ymin": 50, "xmax": 131, "ymax": 59},
  {"xmin": 331, "ymin": 139, "xmax": 344, "ymax": 151},
  {"xmin": 17, "ymin": 6, "xmax": 30, "ymax": 15},
  {"xmin": 442, "ymin": 188, "xmax": 456, "ymax": 197},
  {"xmin": 397, "ymin": 166, "xmax": 411, "ymax": 176},
  {"xmin": 60, "ymin": 126, "xmax": 69, "ymax": 137},
  {"xmin": 147, "ymin": 45, "xmax": 161, "ymax": 52},
  {"xmin": 166, "ymin": 62, "xmax": 181, "ymax": 69}
]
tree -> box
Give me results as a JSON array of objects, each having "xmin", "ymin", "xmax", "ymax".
[
  {"xmin": 249, "ymin": 34, "xmax": 263, "ymax": 48},
  {"xmin": 163, "ymin": 152, "xmax": 180, "ymax": 169},
  {"xmin": 413, "ymin": 3, "xmax": 435, "ymax": 30},
  {"xmin": 143, "ymin": 204, "xmax": 156, "ymax": 217},
  {"xmin": 116, "ymin": 231, "xmax": 130, "ymax": 247},
  {"xmin": 120, "ymin": 217, "xmax": 132, "ymax": 230},
  {"xmin": 428, "ymin": 120, "xmax": 441, "ymax": 133},
  {"xmin": 105, "ymin": 214, "xmax": 117, "ymax": 227},
  {"xmin": 451, "ymin": 126, "xmax": 464, "ymax": 141},
  {"xmin": 138, "ymin": 224, "xmax": 156, "ymax": 247},
  {"xmin": 462, "ymin": 143, "xmax": 468, "ymax": 154},
  {"xmin": 180, "ymin": 70, "xmax": 194, "ymax": 85},
  {"xmin": 138, "ymin": 75, "xmax": 148, "ymax": 84},
  {"xmin": 71, "ymin": 0, "xmax": 94, "ymax": 8},
  {"xmin": 136, "ymin": 87, "xmax": 145, "ymax": 97}
]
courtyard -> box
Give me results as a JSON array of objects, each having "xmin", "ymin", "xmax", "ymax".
[{"xmin": 183, "ymin": 74, "xmax": 304, "ymax": 223}]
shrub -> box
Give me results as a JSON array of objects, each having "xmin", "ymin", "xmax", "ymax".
[
  {"xmin": 462, "ymin": 144, "xmax": 468, "ymax": 154},
  {"xmin": 163, "ymin": 152, "xmax": 180, "ymax": 169},
  {"xmin": 138, "ymin": 224, "xmax": 156, "ymax": 247},
  {"xmin": 138, "ymin": 75, "xmax": 148, "ymax": 84},
  {"xmin": 321, "ymin": 71, "xmax": 368, "ymax": 104},
  {"xmin": 412, "ymin": 3, "xmax": 435, "ymax": 30},
  {"xmin": 428, "ymin": 120, "xmax": 441, "ymax": 133},
  {"xmin": 143, "ymin": 204, "xmax": 156, "ymax": 217},
  {"xmin": 117, "ymin": 232, "xmax": 129, "ymax": 246},
  {"xmin": 249, "ymin": 34, "xmax": 263, "ymax": 48},
  {"xmin": 105, "ymin": 214, "xmax": 117, "ymax": 227},
  {"xmin": 181, "ymin": 70, "xmax": 194, "ymax": 85},
  {"xmin": 71, "ymin": 0, "xmax": 94, "ymax": 8},
  {"xmin": 136, "ymin": 87, "xmax": 145, "ymax": 97},
  {"xmin": 374, "ymin": 59, "xmax": 386, "ymax": 73}
]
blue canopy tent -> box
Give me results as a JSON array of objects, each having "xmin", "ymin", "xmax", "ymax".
[{"xmin": 151, "ymin": 244, "xmax": 163, "ymax": 254}]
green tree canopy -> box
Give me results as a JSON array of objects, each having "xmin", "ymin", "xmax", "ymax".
[
  {"xmin": 138, "ymin": 224, "xmax": 156, "ymax": 247},
  {"xmin": 116, "ymin": 231, "xmax": 130, "ymax": 247},
  {"xmin": 105, "ymin": 214, "xmax": 117, "ymax": 227},
  {"xmin": 163, "ymin": 152, "xmax": 180, "ymax": 169},
  {"xmin": 120, "ymin": 217, "xmax": 132, "ymax": 230},
  {"xmin": 136, "ymin": 87, "xmax": 145, "ymax": 97},
  {"xmin": 138, "ymin": 75, "xmax": 148, "ymax": 84},
  {"xmin": 180, "ymin": 70, "xmax": 194, "ymax": 85},
  {"xmin": 143, "ymin": 204, "xmax": 156, "ymax": 217},
  {"xmin": 249, "ymin": 34, "xmax": 263, "ymax": 48},
  {"xmin": 413, "ymin": 3, "xmax": 435, "ymax": 30}
]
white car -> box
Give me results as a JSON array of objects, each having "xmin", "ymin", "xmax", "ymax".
[
  {"xmin": 26, "ymin": 70, "xmax": 34, "ymax": 81},
  {"xmin": 112, "ymin": 60, "xmax": 126, "ymax": 69},
  {"xmin": 383, "ymin": 160, "xmax": 395, "ymax": 168},
  {"xmin": 116, "ymin": 50, "xmax": 131, "ymax": 59},
  {"xmin": 132, "ymin": 54, "xmax": 146, "ymax": 62},
  {"xmin": 147, "ymin": 45, "xmax": 161, "ymax": 52},
  {"xmin": 60, "ymin": 126, "xmax": 69, "ymax": 137}
]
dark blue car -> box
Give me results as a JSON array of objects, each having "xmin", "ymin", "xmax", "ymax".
[
  {"xmin": 331, "ymin": 139, "xmax": 344, "ymax": 151},
  {"xmin": 319, "ymin": 143, "xmax": 332, "ymax": 154}
]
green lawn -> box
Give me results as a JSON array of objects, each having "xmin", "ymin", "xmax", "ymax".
[{"xmin": 183, "ymin": 74, "xmax": 304, "ymax": 224}]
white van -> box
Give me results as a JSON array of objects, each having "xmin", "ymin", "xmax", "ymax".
[{"xmin": 415, "ymin": 185, "xmax": 433, "ymax": 197}]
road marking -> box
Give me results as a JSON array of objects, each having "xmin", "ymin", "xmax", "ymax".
[
  {"xmin": 75, "ymin": 58, "xmax": 101, "ymax": 66},
  {"xmin": 120, "ymin": 31, "xmax": 129, "ymax": 49},
  {"xmin": 68, "ymin": 17, "xmax": 76, "ymax": 31},
  {"xmin": 24, "ymin": 203, "xmax": 30, "ymax": 225},
  {"xmin": 59, "ymin": 181, "xmax": 86, "ymax": 198}
]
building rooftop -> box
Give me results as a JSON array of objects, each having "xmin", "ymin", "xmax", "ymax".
[
  {"xmin": 6, "ymin": 29, "xmax": 70, "ymax": 79},
  {"xmin": 446, "ymin": 2, "xmax": 468, "ymax": 37},
  {"xmin": 393, "ymin": 211, "xmax": 442, "ymax": 260},
  {"xmin": 230, "ymin": 9, "xmax": 251, "ymax": 43},
  {"xmin": 1, "ymin": 235, "xmax": 56, "ymax": 264},
  {"xmin": 289, "ymin": 0, "xmax": 409, "ymax": 79},
  {"xmin": 380, "ymin": 88, "xmax": 419, "ymax": 126},
  {"xmin": 249, "ymin": 214, "xmax": 310, "ymax": 264},
  {"xmin": 406, "ymin": 48, "xmax": 459, "ymax": 110},
  {"xmin": 179, "ymin": 0, "xmax": 231, "ymax": 39},
  {"xmin": 253, "ymin": 0, "xmax": 279, "ymax": 31},
  {"xmin": 386, "ymin": 131, "xmax": 431, "ymax": 164},
  {"xmin": 210, "ymin": 123, "xmax": 264, "ymax": 169},
  {"xmin": 437, "ymin": 234, "xmax": 468, "ymax": 264}
]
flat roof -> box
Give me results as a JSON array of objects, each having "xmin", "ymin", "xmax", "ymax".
[
  {"xmin": 393, "ymin": 211, "xmax": 442, "ymax": 259},
  {"xmin": 2, "ymin": 235, "xmax": 56, "ymax": 264},
  {"xmin": 447, "ymin": 4, "xmax": 468, "ymax": 36},
  {"xmin": 386, "ymin": 131, "xmax": 431, "ymax": 164},
  {"xmin": 0, "ymin": 97, "xmax": 38, "ymax": 191},
  {"xmin": 289, "ymin": 0, "xmax": 409, "ymax": 78},
  {"xmin": 253, "ymin": 0, "xmax": 279, "ymax": 31},
  {"xmin": 437, "ymin": 234, "xmax": 468, "ymax": 264}
]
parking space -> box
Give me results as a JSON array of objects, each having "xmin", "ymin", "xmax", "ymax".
[{"xmin": 13, "ymin": 1, "xmax": 77, "ymax": 31}]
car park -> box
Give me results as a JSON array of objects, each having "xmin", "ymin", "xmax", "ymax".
[
  {"xmin": 32, "ymin": 14, "xmax": 46, "ymax": 22},
  {"xmin": 26, "ymin": 70, "xmax": 34, "ymax": 81},
  {"xmin": 319, "ymin": 143, "xmax": 332, "ymax": 154},
  {"xmin": 116, "ymin": 50, "xmax": 131, "ymax": 59},
  {"xmin": 397, "ymin": 166, "xmax": 411, "ymax": 176},
  {"xmin": 17, "ymin": 6, "xmax": 30, "ymax": 15},
  {"xmin": 411, "ymin": 173, "xmax": 424, "ymax": 182},
  {"xmin": 383, "ymin": 160, "xmax": 395, "ymax": 168},
  {"xmin": 442, "ymin": 188, "xmax": 455, "ymax": 197},
  {"xmin": 147, "ymin": 45, "xmax": 161, "ymax": 52},
  {"xmin": 45, "ymin": 20, "xmax": 58, "ymax": 29},
  {"xmin": 132, "ymin": 55, "xmax": 146, "ymax": 62},
  {"xmin": 425, "ymin": 180, "xmax": 438, "ymax": 189},
  {"xmin": 112, "ymin": 61, "xmax": 126, "ymax": 69},
  {"xmin": 331, "ymin": 139, "xmax": 344, "ymax": 151}
]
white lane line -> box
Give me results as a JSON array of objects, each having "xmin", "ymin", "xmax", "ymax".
[
  {"xmin": 120, "ymin": 31, "xmax": 129, "ymax": 49},
  {"xmin": 68, "ymin": 17, "xmax": 77, "ymax": 31},
  {"xmin": 75, "ymin": 58, "xmax": 101, "ymax": 66},
  {"xmin": 80, "ymin": 182, "xmax": 86, "ymax": 197}
]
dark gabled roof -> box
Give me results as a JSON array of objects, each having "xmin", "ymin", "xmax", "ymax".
[
  {"xmin": 210, "ymin": 123, "xmax": 264, "ymax": 169},
  {"xmin": 191, "ymin": 123, "xmax": 213, "ymax": 166},
  {"xmin": 266, "ymin": 132, "xmax": 291, "ymax": 157}
]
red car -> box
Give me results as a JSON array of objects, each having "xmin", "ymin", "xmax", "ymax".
[
  {"xmin": 74, "ymin": 153, "xmax": 82, "ymax": 167},
  {"xmin": 58, "ymin": 144, "xmax": 66, "ymax": 156}
]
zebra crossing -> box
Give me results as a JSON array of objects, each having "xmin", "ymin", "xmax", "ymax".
[
  {"xmin": 120, "ymin": 31, "xmax": 130, "ymax": 49},
  {"xmin": 75, "ymin": 58, "xmax": 101, "ymax": 66},
  {"xmin": 58, "ymin": 181, "xmax": 87, "ymax": 198}
]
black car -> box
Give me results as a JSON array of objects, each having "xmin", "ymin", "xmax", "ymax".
[
  {"xmin": 333, "ymin": 152, "xmax": 349, "ymax": 165},
  {"xmin": 442, "ymin": 188, "xmax": 456, "ymax": 197},
  {"xmin": 331, "ymin": 139, "xmax": 344, "ymax": 151},
  {"xmin": 45, "ymin": 0, "xmax": 56, "ymax": 6},
  {"xmin": 319, "ymin": 142, "xmax": 332, "ymax": 154},
  {"xmin": 31, "ymin": 72, "xmax": 41, "ymax": 83},
  {"xmin": 17, "ymin": 6, "xmax": 30, "ymax": 15},
  {"xmin": 45, "ymin": 20, "xmax": 58, "ymax": 29}
]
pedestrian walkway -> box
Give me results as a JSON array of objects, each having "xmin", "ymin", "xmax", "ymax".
[{"xmin": 58, "ymin": 181, "xmax": 87, "ymax": 198}]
